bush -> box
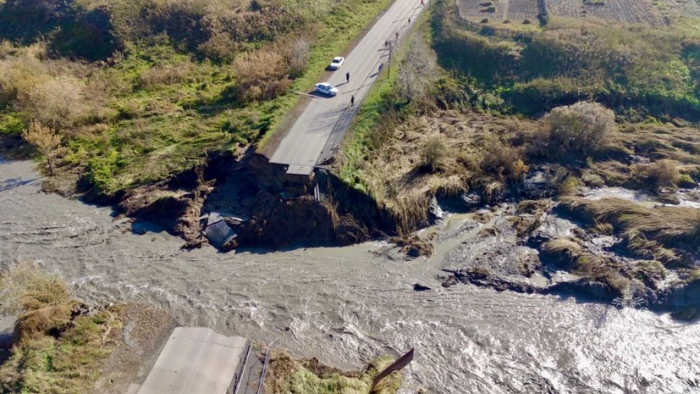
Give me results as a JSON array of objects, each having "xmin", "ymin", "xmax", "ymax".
[
  {"xmin": 421, "ymin": 136, "xmax": 446, "ymax": 173},
  {"xmin": 541, "ymin": 101, "xmax": 615, "ymax": 160},
  {"xmin": 398, "ymin": 37, "xmax": 438, "ymax": 104},
  {"xmin": 677, "ymin": 173, "xmax": 696, "ymax": 188},
  {"xmin": 645, "ymin": 159, "xmax": 679, "ymax": 189},
  {"xmin": 480, "ymin": 138, "xmax": 528, "ymax": 182},
  {"xmin": 21, "ymin": 75, "xmax": 86, "ymax": 128},
  {"xmin": 286, "ymin": 38, "xmax": 310, "ymax": 79},
  {"xmin": 0, "ymin": 54, "xmax": 49, "ymax": 106},
  {"xmin": 197, "ymin": 33, "xmax": 238, "ymax": 63},
  {"xmin": 558, "ymin": 175, "xmax": 582, "ymax": 196},
  {"xmin": 229, "ymin": 48, "xmax": 292, "ymax": 103}
]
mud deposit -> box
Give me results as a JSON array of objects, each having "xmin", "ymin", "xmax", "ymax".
[{"xmin": 1, "ymin": 159, "xmax": 700, "ymax": 393}]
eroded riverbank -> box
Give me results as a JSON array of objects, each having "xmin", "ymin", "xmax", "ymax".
[{"xmin": 1, "ymin": 159, "xmax": 700, "ymax": 393}]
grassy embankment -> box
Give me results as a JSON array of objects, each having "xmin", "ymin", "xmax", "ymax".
[
  {"xmin": 265, "ymin": 352, "xmax": 402, "ymax": 394},
  {"xmin": 0, "ymin": 262, "xmax": 125, "ymax": 393},
  {"xmin": 0, "ymin": 0, "xmax": 394, "ymax": 196}
]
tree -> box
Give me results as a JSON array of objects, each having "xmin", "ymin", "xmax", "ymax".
[
  {"xmin": 21, "ymin": 121, "xmax": 62, "ymax": 175},
  {"xmin": 398, "ymin": 38, "xmax": 437, "ymax": 103}
]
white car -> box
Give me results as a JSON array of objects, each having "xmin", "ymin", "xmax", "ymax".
[
  {"xmin": 314, "ymin": 82, "xmax": 339, "ymax": 97},
  {"xmin": 329, "ymin": 56, "xmax": 345, "ymax": 70}
]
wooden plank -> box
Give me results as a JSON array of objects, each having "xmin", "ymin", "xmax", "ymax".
[{"xmin": 371, "ymin": 348, "xmax": 414, "ymax": 389}]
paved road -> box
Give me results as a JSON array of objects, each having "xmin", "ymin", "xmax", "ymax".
[
  {"xmin": 269, "ymin": 0, "xmax": 425, "ymax": 175},
  {"xmin": 135, "ymin": 327, "xmax": 249, "ymax": 394}
]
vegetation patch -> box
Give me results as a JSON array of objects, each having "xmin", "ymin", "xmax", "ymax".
[
  {"xmin": 0, "ymin": 0, "xmax": 395, "ymax": 197},
  {"xmin": 560, "ymin": 197, "xmax": 700, "ymax": 265},
  {"xmin": 0, "ymin": 262, "xmax": 125, "ymax": 394},
  {"xmin": 391, "ymin": 234, "xmax": 435, "ymax": 258},
  {"xmin": 265, "ymin": 351, "xmax": 402, "ymax": 394},
  {"xmin": 433, "ymin": 0, "xmax": 700, "ymax": 122}
]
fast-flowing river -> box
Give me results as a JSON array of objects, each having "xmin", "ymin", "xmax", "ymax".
[{"xmin": 1, "ymin": 159, "xmax": 698, "ymax": 394}]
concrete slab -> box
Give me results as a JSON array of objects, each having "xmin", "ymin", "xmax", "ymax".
[
  {"xmin": 137, "ymin": 327, "xmax": 250, "ymax": 394},
  {"xmin": 286, "ymin": 164, "xmax": 315, "ymax": 176}
]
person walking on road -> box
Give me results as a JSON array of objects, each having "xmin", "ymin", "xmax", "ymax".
[
  {"xmin": 351, "ymin": 95, "xmax": 355, "ymax": 106},
  {"xmin": 346, "ymin": 72, "xmax": 350, "ymax": 83},
  {"xmin": 408, "ymin": 17, "xmax": 411, "ymax": 24},
  {"xmin": 420, "ymin": 0, "xmax": 424, "ymax": 6},
  {"xmin": 378, "ymin": 63, "xmax": 384, "ymax": 73}
]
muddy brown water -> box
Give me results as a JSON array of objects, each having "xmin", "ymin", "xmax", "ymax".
[{"xmin": 1, "ymin": 159, "xmax": 699, "ymax": 394}]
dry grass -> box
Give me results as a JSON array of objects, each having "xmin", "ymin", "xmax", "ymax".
[
  {"xmin": 344, "ymin": 110, "xmax": 538, "ymax": 224},
  {"xmin": 516, "ymin": 199, "xmax": 553, "ymax": 215},
  {"xmin": 561, "ymin": 197, "xmax": 700, "ymax": 261},
  {"xmin": 230, "ymin": 48, "xmax": 293, "ymax": 103},
  {"xmin": 641, "ymin": 159, "xmax": 680, "ymax": 190},
  {"xmin": 542, "ymin": 238, "xmax": 583, "ymax": 258},
  {"xmin": 542, "ymin": 238, "xmax": 631, "ymax": 294},
  {"xmin": 266, "ymin": 351, "xmax": 402, "ymax": 394},
  {"xmin": 583, "ymin": 123, "xmax": 700, "ymax": 190},
  {"xmin": 391, "ymin": 234, "xmax": 435, "ymax": 257},
  {"xmin": 0, "ymin": 262, "xmax": 127, "ymax": 394},
  {"xmin": 608, "ymin": 124, "xmax": 700, "ymax": 165},
  {"xmin": 138, "ymin": 62, "xmax": 194, "ymax": 88}
]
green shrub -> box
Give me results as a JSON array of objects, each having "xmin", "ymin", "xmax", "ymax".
[
  {"xmin": 677, "ymin": 173, "xmax": 696, "ymax": 188},
  {"xmin": 0, "ymin": 113, "xmax": 26, "ymax": 135},
  {"xmin": 541, "ymin": 101, "xmax": 616, "ymax": 160},
  {"xmin": 86, "ymin": 150, "xmax": 128, "ymax": 194},
  {"xmin": 558, "ymin": 175, "xmax": 582, "ymax": 196}
]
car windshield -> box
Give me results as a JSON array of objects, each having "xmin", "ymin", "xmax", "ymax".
[{"xmin": 332, "ymin": 58, "xmax": 342, "ymax": 63}]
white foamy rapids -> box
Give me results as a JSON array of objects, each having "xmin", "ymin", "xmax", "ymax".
[{"xmin": 1, "ymin": 160, "xmax": 699, "ymax": 393}]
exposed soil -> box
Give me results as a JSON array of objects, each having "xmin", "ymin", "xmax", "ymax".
[{"xmin": 57, "ymin": 149, "xmax": 402, "ymax": 251}]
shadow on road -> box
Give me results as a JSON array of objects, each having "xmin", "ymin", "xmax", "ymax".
[{"xmin": 0, "ymin": 177, "xmax": 40, "ymax": 193}]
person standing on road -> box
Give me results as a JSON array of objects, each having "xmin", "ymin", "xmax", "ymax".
[
  {"xmin": 408, "ymin": 17, "xmax": 411, "ymax": 24},
  {"xmin": 351, "ymin": 95, "xmax": 355, "ymax": 106},
  {"xmin": 378, "ymin": 63, "xmax": 384, "ymax": 73},
  {"xmin": 346, "ymin": 72, "xmax": 350, "ymax": 83},
  {"xmin": 420, "ymin": 0, "xmax": 424, "ymax": 6}
]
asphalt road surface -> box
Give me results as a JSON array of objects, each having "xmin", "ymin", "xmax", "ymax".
[
  {"xmin": 269, "ymin": 0, "xmax": 424, "ymax": 175},
  {"xmin": 135, "ymin": 327, "xmax": 249, "ymax": 394}
]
